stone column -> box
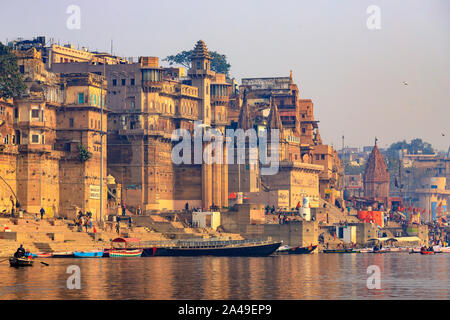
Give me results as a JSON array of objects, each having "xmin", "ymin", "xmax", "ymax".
[
  {"xmin": 212, "ymin": 162, "xmax": 222, "ymax": 209},
  {"xmin": 202, "ymin": 142, "xmax": 213, "ymax": 210},
  {"xmin": 221, "ymin": 144, "xmax": 229, "ymax": 207}
]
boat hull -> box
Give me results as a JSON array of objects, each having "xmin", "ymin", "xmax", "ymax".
[
  {"xmin": 287, "ymin": 245, "xmax": 317, "ymax": 254},
  {"xmin": 31, "ymin": 252, "xmax": 52, "ymax": 258},
  {"xmin": 323, "ymin": 249, "xmax": 357, "ymax": 253},
  {"xmin": 143, "ymin": 242, "xmax": 281, "ymax": 257},
  {"xmin": 52, "ymin": 252, "xmax": 74, "ymax": 258},
  {"xmin": 108, "ymin": 249, "xmax": 143, "ymax": 257},
  {"xmin": 73, "ymin": 251, "xmax": 104, "ymax": 258},
  {"xmin": 9, "ymin": 257, "xmax": 33, "ymax": 267}
]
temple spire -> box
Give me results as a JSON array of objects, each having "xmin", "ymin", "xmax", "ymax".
[
  {"xmin": 238, "ymin": 90, "xmax": 253, "ymax": 130},
  {"xmin": 267, "ymin": 96, "xmax": 283, "ymax": 130}
]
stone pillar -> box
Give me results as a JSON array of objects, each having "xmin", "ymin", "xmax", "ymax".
[
  {"xmin": 221, "ymin": 144, "xmax": 229, "ymax": 208},
  {"xmin": 202, "ymin": 142, "xmax": 213, "ymax": 210},
  {"xmin": 212, "ymin": 162, "xmax": 222, "ymax": 209}
]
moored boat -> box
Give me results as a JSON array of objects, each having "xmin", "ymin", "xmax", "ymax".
[
  {"xmin": 109, "ymin": 249, "xmax": 143, "ymax": 257},
  {"xmin": 323, "ymin": 248, "xmax": 357, "ymax": 253},
  {"xmin": 104, "ymin": 237, "xmax": 143, "ymax": 257},
  {"xmin": 9, "ymin": 256, "xmax": 34, "ymax": 267},
  {"xmin": 52, "ymin": 252, "xmax": 74, "ymax": 258},
  {"xmin": 287, "ymin": 245, "xmax": 317, "ymax": 254},
  {"xmin": 31, "ymin": 252, "xmax": 52, "ymax": 258},
  {"xmin": 73, "ymin": 250, "xmax": 104, "ymax": 258},
  {"xmin": 142, "ymin": 239, "xmax": 281, "ymax": 257},
  {"xmin": 420, "ymin": 250, "xmax": 435, "ymax": 255}
]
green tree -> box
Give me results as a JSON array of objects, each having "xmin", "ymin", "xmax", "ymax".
[
  {"xmin": 0, "ymin": 42, "xmax": 26, "ymax": 99},
  {"xmin": 163, "ymin": 50, "xmax": 231, "ymax": 77}
]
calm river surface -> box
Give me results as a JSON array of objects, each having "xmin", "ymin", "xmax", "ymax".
[{"xmin": 1, "ymin": 253, "xmax": 450, "ymax": 299}]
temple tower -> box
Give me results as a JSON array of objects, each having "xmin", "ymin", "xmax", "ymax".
[{"xmin": 363, "ymin": 139, "xmax": 390, "ymax": 208}]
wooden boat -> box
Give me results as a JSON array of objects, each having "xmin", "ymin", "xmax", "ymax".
[
  {"xmin": 104, "ymin": 237, "xmax": 142, "ymax": 257},
  {"xmin": 420, "ymin": 250, "xmax": 435, "ymax": 255},
  {"xmin": 323, "ymin": 248, "xmax": 357, "ymax": 253},
  {"xmin": 109, "ymin": 249, "xmax": 143, "ymax": 257},
  {"xmin": 143, "ymin": 240, "xmax": 281, "ymax": 257},
  {"xmin": 31, "ymin": 252, "xmax": 52, "ymax": 258},
  {"xmin": 287, "ymin": 245, "xmax": 317, "ymax": 254},
  {"xmin": 9, "ymin": 256, "xmax": 34, "ymax": 267},
  {"xmin": 73, "ymin": 250, "xmax": 104, "ymax": 258},
  {"xmin": 52, "ymin": 252, "xmax": 74, "ymax": 258}
]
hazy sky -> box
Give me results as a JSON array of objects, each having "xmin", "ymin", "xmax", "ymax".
[{"xmin": 1, "ymin": 0, "xmax": 449, "ymax": 151}]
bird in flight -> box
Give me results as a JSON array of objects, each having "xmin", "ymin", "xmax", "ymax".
[{"xmin": 403, "ymin": 81, "xmax": 408, "ymax": 86}]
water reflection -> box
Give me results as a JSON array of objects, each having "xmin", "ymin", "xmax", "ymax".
[{"xmin": 1, "ymin": 254, "xmax": 450, "ymax": 299}]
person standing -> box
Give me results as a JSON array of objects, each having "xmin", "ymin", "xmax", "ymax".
[
  {"xmin": 122, "ymin": 203, "xmax": 126, "ymax": 216},
  {"xmin": 40, "ymin": 207, "xmax": 45, "ymax": 220}
]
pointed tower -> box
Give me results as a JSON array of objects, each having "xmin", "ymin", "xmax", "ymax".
[
  {"xmin": 237, "ymin": 90, "xmax": 253, "ymax": 130},
  {"xmin": 267, "ymin": 96, "xmax": 283, "ymax": 130},
  {"xmin": 363, "ymin": 139, "xmax": 390, "ymax": 208},
  {"xmin": 188, "ymin": 40, "xmax": 214, "ymax": 126}
]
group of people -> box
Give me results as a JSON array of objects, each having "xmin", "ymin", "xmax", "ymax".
[
  {"xmin": 74, "ymin": 210, "xmax": 95, "ymax": 233},
  {"xmin": 14, "ymin": 244, "xmax": 30, "ymax": 259}
]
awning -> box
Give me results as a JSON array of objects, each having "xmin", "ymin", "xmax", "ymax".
[{"xmin": 228, "ymin": 192, "xmax": 237, "ymax": 199}]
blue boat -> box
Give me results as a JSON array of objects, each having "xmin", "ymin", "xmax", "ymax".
[{"xmin": 73, "ymin": 250, "xmax": 104, "ymax": 258}]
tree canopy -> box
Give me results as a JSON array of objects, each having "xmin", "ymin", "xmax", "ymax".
[
  {"xmin": 163, "ymin": 50, "xmax": 231, "ymax": 77},
  {"xmin": 0, "ymin": 42, "xmax": 26, "ymax": 99},
  {"xmin": 386, "ymin": 138, "xmax": 435, "ymax": 158}
]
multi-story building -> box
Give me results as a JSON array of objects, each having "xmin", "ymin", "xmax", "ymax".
[
  {"xmin": 0, "ymin": 48, "xmax": 108, "ymax": 220},
  {"xmin": 51, "ymin": 40, "xmax": 230, "ymax": 212}
]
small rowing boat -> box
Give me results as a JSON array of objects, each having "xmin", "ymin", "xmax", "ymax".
[
  {"xmin": 73, "ymin": 250, "xmax": 104, "ymax": 258},
  {"xmin": 9, "ymin": 256, "xmax": 33, "ymax": 267}
]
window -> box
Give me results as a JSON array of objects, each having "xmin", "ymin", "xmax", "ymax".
[
  {"xmin": 196, "ymin": 61, "xmax": 201, "ymax": 69},
  {"xmin": 19, "ymin": 65, "xmax": 24, "ymax": 74},
  {"xmin": 78, "ymin": 93, "xmax": 84, "ymax": 104},
  {"xmin": 42, "ymin": 135, "xmax": 45, "ymax": 144},
  {"xmin": 130, "ymin": 78, "xmax": 135, "ymax": 86},
  {"xmin": 31, "ymin": 109, "xmax": 40, "ymax": 118},
  {"xmin": 321, "ymin": 154, "xmax": 325, "ymax": 160},
  {"xmin": 121, "ymin": 79, "xmax": 126, "ymax": 86},
  {"xmin": 69, "ymin": 118, "xmax": 74, "ymax": 128},
  {"xmin": 14, "ymin": 108, "xmax": 18, "ymax": 118},
  {"xmin": 302, "ymin": 128, "xmax": 306, "ymax": 134},
  {"xmin": 112, "ymin": 79, "xmax": 117, "ymax": 86},
  {"xmin": 31, "ymin": 135, "xmax": 39, "ymax": 143}
]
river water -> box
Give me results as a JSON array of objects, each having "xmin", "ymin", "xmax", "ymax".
[{"xmin": 1, "ymin": 253, "xmax": 450, "ymax": 299}]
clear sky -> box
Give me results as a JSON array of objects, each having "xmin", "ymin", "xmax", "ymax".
[{"xmin": 1, "ymin": 0, "xmax": 449, "ymax": 151}]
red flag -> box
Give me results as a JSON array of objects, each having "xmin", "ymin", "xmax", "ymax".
[
  {"xmin": 408, "ymin": 206, "xmax": 412, "ymax": 213},
  {"xmin": 422, "ymin": 209, "xmax": 426, "ymax": 214}
]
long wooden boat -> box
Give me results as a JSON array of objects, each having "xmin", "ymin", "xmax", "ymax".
[
  {"xmin": 287, "ymin": 245, "xmax": 317, "ymax": 254},
  {"xmin": 108, "ymin": 249, "xmax": 143, "ymax": 257},
  {"xmin": 323, "ymin": 248, "xmax": 357, "ymax": 253},
  {"xmin": 9, "ymin": 257, "xmax": 34, "ymax": 267},
  {"xmin": 31, "ymin": 252, "xmax": 53, "ymax": 258},
  {"xmin": 52, "ymin": 252, "xmax": 74, "ymax": 258},
  {"xmin": 73, "ymin": 250, "xmax": 104, "ymax": 258},
  {"xmin": 142, "ymin": 240, "xmax": 281, "ymax": 257}
]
